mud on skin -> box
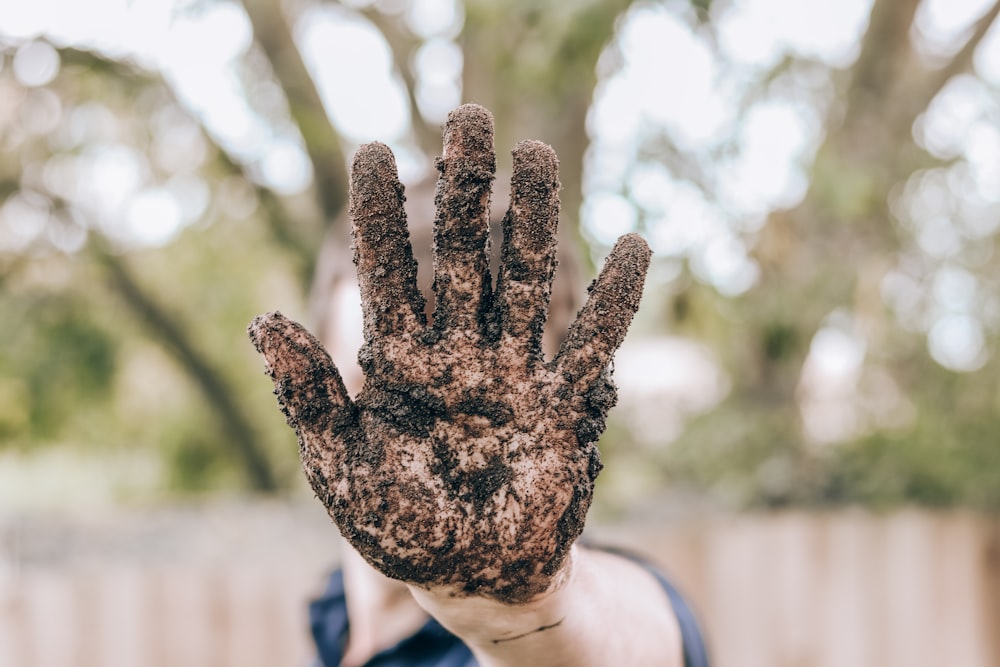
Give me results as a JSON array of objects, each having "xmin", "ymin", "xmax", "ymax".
[{"xmin": 248, "ymin": 104, "xmax": 651, "ymax": 604}]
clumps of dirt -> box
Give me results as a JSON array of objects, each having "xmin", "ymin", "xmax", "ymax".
[
  {"xmin": 349, "ymin": 142, "xmax": 426, "ymax": 339},
  {"xmin": 249, "ymin": 103, "xmax": 650, "ymax": 604},
  {"xmin": 431, "ymin": 104, "xmax": 496, "ymax": 334},
  {"xmin": 555, "ymin": 233, "xmax": 652, "ymax": 390},
  {"xmin": 496, "ymin": 139, "xmax": 560, "ymax": 356},
  {"xmin": 248, "ymin": 312, "xmax": 354, "ymax": 435}
]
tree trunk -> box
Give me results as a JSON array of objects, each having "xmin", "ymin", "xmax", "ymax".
[
  {"xmin": 98, "ymin": 244, "xmax": 277, "ymax": 491},
  {"xmin": 716, "ymin": 0, "xmax": 1000, "ymax": 445}
]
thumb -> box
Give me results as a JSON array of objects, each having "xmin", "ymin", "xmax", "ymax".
[{"xmin": 248, "ymin": 311, "xmax": 356, "ymax": 436}]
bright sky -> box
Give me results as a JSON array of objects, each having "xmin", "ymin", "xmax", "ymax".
[{"xmin": 1, "ymin": 0, "xmax": 998, "ymax": 442}]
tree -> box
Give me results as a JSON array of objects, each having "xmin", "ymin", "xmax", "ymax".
[
  {"xmin": 3, "ymin": 0, "xmax": 998, "ymax": 508},
  {"xmin": 0, "ymin": 0, "xmax": 639, "ymax": 493},
  {"xmin": 613, "ymin": 0, "xmax": 1000, "ymax": 508}
]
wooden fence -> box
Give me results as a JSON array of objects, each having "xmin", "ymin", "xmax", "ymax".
[
  {"xmin": 2, "ymin": 506, "xmax": 998, "ymax": 666},
  {"xmin": 597, "ymin": 510, "xmax": 1000, "ymax": 667}
]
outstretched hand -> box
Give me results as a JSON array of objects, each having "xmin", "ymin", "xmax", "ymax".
[{"xmin": 249, "ymin": 105, "xmax": 650, "ymax": 603}]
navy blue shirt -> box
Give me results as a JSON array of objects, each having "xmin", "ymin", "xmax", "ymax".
[{"xmin": 309, "ymin": 551, "xmax": 709, "ymax": 667}]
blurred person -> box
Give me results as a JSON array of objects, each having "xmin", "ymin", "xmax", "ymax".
[{"xmin": 250, "ymin": 104, "xmax": 708, "ymax": 667}]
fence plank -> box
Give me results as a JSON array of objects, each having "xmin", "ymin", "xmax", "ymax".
[
  {"xmin": 20, "ymin": 572, "xmax": 78, "ymax": 667},
  {"xmin": 771, "ymin": 513, "xmax": 821, "ymax": 667},
  {"xmin": 944, "ymin": 514, "xmax": 990, "ymax": 667},
  {"xmin": 94, "ymin": 569, "xmax": 148, "ymax": 667},
  {"xmin": 3, "ymin": 509, "xmax": 998, "ymax": 667},
  {"xmin": 882, "ymin": 511, "xmax": 933, "ymax": 667},
  {"xmin": 981, "ymin": 519, "xmax": 1000, "ymax": 667}
]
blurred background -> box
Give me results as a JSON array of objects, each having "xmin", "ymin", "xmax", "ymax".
[{"xmin": 1, "ymin": 0, "xmax": 999, "ymax": 664}]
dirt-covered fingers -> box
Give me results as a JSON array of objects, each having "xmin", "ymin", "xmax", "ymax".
[
  {"xmin": 432, "ymin": 104, "xmax": 496, "ymax": 332},
  {"xmin": 496, "ymin": 140, "xmax": 560, "ymax": 356},
  {"xmin": 553, "ymin": 234, "xmax": 652, "ymax": 389},
  {"xmin": 248, "ymin": 311, "xmax": 356, "ymax": 437},
  {"xmin": 350, "ymin": 142, "xmax": 426, "ymax": 341}
]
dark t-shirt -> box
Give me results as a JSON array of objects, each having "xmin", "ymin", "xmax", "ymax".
[{"xmin": 309, "ymin": 551, "xmax": 710, "ymax": 667}]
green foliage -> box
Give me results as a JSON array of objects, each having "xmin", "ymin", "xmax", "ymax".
[
  {"xmin": 0, "ymin": 211, "xmax": 304, "ymax": 495},
  {"xmin": 0, "ymin": 270, "xmax": 116, "ymax": 443},
  {"xmin": 161, "ymin": 421, "xmax": 245, "ymax": 493},
  {"xmin": 816, "ymin": 389, "xmax": 1000, "ymax": 509},
  {"xmin": 763, "ymin": 322, "xmax": 799, "ymax": 362},
  {"xmin": 658, "ymin": 365, "xmax": 1000, "ymax": 511},
  {"xmin": 658, "ymin": 401, "xmax": 807, "ymax": 507},
  {"xmin": 0, "ymin": 34, "xmax": 310, "ymax": 493},
  {"xmin": 2, "ymin": 1, "xmax": 999, "ymax": 513}
]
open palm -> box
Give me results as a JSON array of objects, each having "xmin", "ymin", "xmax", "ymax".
[{"xmin": 249, "ymin": 105, "xmax": 650, "ymax": 603}]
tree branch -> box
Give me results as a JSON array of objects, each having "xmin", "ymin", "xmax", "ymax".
[
  {"xmin": 919, "ymin": 0, "xmax": 1000, "ymax": 110},
  {"xmin": 361, "ymin": 7, "xmax": 442, "ymax": 155},
  {"xmin": 240, "ymin": 0, "xmax": 349, "ymax": 229},
  {"xmin": 96, "ymin": 241, "xmax": 278, "ymax": 491},
  {"xmin": 213, "ymin": 149, "xmax": 317, "ymax": 287},
  {"xmin": 46, "ymin": 42, "xmax": 321, "ymax": 288},
  {"xmin": 842, "ymin": 0, "xmax": 922, "ymax": 121}
]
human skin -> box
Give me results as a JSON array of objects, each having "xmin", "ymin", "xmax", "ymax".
[{"xmin": 249, "ymin": 104, "xmax": 681, "ymax": 665}]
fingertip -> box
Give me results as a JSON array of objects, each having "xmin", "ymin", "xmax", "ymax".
[
  {"xmin": 447, "ymin": 103, "xmax": 494, "ymax": 130},
  {"xmin": 351, "ymin": 142, "xmax": 399, "ymax": 186},
  {"xmin": 247, "ymin": 310, "xmax": 284, "ymax": 353},
  {"xmin": 607, "ymin": 234, "xmax": 652, "ymax": 285},
  {"xmin": 247, "ymin": 311, "xmax": 319, "ymax": 367},
  {"xmin": 352, "ymin": 142, "xmax": 396, "ymax": 171},
  {"xmin": 611, "ymin": 233, "xmax": 652, "ymax": 261},
  {"xmin": 511, "ymin": 140, "xmax": 559, "ymax": 191},
  {"xmin": 443, "ymin": 104, "xmax": 495, "ymax": 160},
  {"xmin": 350, "ymin": 142, "xmax": 404, "ymax": 215},
  {"xmin": 512, "ymin": 140, "xmax": 558, "ymax": 172}
]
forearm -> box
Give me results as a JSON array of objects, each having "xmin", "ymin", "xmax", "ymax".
[{"xmin": 407, "ymin": 545, "xmax": 684, "ymax": 667}]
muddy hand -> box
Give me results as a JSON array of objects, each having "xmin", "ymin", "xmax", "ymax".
[{"xmin": 248, "ymin": 104, "xmax": 650, "ymax": 603}]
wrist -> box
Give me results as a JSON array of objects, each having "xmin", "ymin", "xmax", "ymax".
[{"xmin": 406, "ymin": 544, "xmax": 578, "ymax": 647}]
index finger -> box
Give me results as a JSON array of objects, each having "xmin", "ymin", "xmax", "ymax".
[
  {"xmin": 350, "ymin": 142, "xmax": 426, "ymax": 341},
  {"xmin": 553, "ymin": 234, "xmax": 651, "ymax": 390}
]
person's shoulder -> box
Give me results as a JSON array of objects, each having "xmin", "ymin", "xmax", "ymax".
[{"xmin": 587, "ymin": 545, "xmax": 711, "ymax": 667}]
